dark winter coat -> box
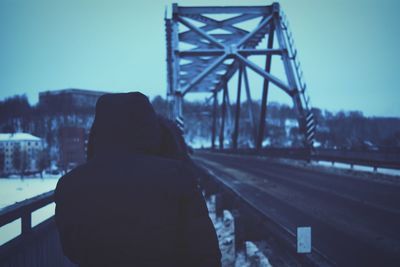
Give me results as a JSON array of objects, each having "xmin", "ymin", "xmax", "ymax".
[{"xmin": 55, "ymin": 92, "xmax": 221, "ymax": 267}]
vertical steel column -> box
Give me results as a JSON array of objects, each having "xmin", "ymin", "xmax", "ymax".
[
  {"xmin": 243, "ymin": 67, "xmax": 258, "ymax": 146},
  {"xmin": 274, "ymin": 5, "xmax": 310, "ymax": 148},
  {"xmin": 173, "ymin": 92, "xmax": 183, "ymax": 119},
  {"xmin": 219, "ymin": 83, "xmax": 228, "ymax": 149},
  {"xmin": 211, "ymin": 91, "xmax": 218, "ymax": 150},
  {"xmin": 224, "ymin": 87, "xmax": 233, "ymax": 137},
  {"xmin": 232, "ymin": 65, "xmax": 243, "ymax": 149},
  {"xmin": 256, "ymin": 24, "xmax": 275, "ymax": 150},
  {"xmin": 171, "ymin": 3, "xmax": 183, "ymax": 121},
  {"xmin": 273, "ymin": 6, "xmax": 303, "ymax": 117}
]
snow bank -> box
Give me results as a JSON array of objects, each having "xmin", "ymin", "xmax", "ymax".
[{"xmin": 206, "ymin": 195, "xmax": 273, "ymax": 267}]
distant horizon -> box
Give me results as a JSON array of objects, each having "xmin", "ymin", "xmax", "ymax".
[{"xmin": 1, "ymin": 88, "xmax": 399, "ymax": 119}]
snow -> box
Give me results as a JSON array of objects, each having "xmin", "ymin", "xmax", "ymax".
[
  {"xmin": 0, "ymin": 133, "xmax": 41, "ymax": 141},
  {"xmin": 0, "ymin": 177, "xmax": 60, "ymax": 209},
  {"xmin": 313, "ymin": 141, "xmax": 322, "ymax": 148},
  {"xmin": 245, "ymin": 241, "xmax": 273, "ymax": 267},
  {"xmin": 234, "ymin": 252, "xmax": 249, "ymax": 267},
  {"xmin": 0, "ymin": 220, "xmax": 20, "ymax": 246},
  {"xmin": 0, "ymin": 176, "xmax": 60, "ymax": 245},
  {"xmin": 206, "ymin": 195, "xmax": 273, "ymax": 267},
  {"xmin": 315, "ymin": 161, "xmax": 400, "ymax": 176},
  {"xmin": 219, "ymin": 210, "xmax": 236, "ymax": 266},
  {"xmin": 377, "ymin": 168, "xmax": 400, "ymax": 176},
  {"xmin": 188, "ymin": 137, "xmax": 211, "ymax": 149},
  {"xmin": 284, "ymin": 119, "xmax": 298, "ymax": 128},
  {"xmin": 262, "ymin": 138, "xmax": 271, "ymax": 147}
]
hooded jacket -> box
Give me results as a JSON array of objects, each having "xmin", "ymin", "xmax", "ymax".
[{"xmin": 55, "ymin": 92, "xmax": 221, "ymax": 267}]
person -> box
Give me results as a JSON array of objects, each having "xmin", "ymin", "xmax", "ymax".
[
  {"xmin": 55, "ymin": 92, "xmax": 221, "ymax": 267},
  {"xmin": 157, "ymin": 115, "xmax": 193, "ymax": 161}
]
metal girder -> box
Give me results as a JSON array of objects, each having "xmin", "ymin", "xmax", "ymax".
[
  {"xmin": 169, "ymin": 4, "xmax": 278, "ymax": 94},
  {"xmin": 178, "ymin": 17, "xmax": 225, "ymax": 48},
  {"xmin": 178, "ymin": 6, "xmax": 273, "ymax": 15},
  {"xmin": 232, "ymin": 65, "xmax": 243, "ymax": 149},
  {"xmin": 213, "ymin": 60, "xmax": 240, "ymax": 94},
  {"xmin": 257, "ymin": 24, "xmax": 275, "ymax": 150},
  {"xmin": 219, "ymin": 84, "xmax": 228, "ymax": 149},
  {"xmin": 236, "ymin": 15, "xmax": 272, "ymax": 48},
  {"xmin": 235, "ymin": 53, "xmax": 292, "ymax": 95},
  {"xmin": 243, "ymin": 66, "xmax": 258, "ymax": 144},
  {"xmin": 180, "ymin": 48, "xmax": 283, "ymax": 57},
  {"xmin": 182, "ymin": 54, "xmax": 228, "ymax": 95},
  {"xmin": 182, "ymin": 13, "xmax": 249, "ymax": 37},
  {"xmin": 211, "ymin": 91, "xmax": 218, "ymax": 149},
  {"xmin": 238, "ymin": 48, "xmax": 283, "ymax": 56},
  {"xmin": 166, "ymin": 2, "xmax": 316, "ymax": 149},
  {"xmin": 179, "ymin": 49, "xmax": 225, "ymax": 57}
]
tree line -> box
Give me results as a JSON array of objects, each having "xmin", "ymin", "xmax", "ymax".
[{"xmin": 0, "ymin": 94, "xmax": 399, "ymax": 155}]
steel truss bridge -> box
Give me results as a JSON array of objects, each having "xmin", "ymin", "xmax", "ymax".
[{"xmin": 165, "ymin": 2, "xmax": 316, "ymax": 150}]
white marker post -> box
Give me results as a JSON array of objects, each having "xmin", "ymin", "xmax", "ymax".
[{"xmin": 297, "ymin": 226, "xmax": 312, "ymax": 253}]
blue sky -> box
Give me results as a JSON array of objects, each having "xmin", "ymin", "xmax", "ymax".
[{"xmin": 0, "ymin": 0, "xmax": 399, "ymax": 117}]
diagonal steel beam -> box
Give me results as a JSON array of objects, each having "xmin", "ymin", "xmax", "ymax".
[
  {"xmin": 179, "ymin": 49, "xmax": 225, "ymax": 57},
  {"xmin": 188, "ymin": 14, "xmax": 248, "ymax": 36},
  {"xmin": 179, "ymin": 14, "xmax": 260, "ymax": 44},
  {"xmin": 212, "ymin": 60, "xmax": 239, "ymax": 94},
  {"xmin": 221, "ymin": 13, "xmax": 260, "ymax": 28},
  {"xmin": 235, "ymin": 52, "xmax": 292, "ymax": 95},
  {"xmin": 179, "ymin": 14, "xmax": 256, "ymax": 42},
  {"xmin": 238, "ymin": 48, "xmax": 283, "ymax": 56},
  {"xmin": 178, "ymin": 17, "xmax": 225, "ymax": 48},
  {"xmin": 180, "ymin": 24, "xmax": 215, "ymax": 41},
  {"xmin": 182, "ymin": 54, "xmax": 228, "ymax": 95},
  {"xmin": 236, "ymin": 15, "xmax": 272, "ymax": 48}
]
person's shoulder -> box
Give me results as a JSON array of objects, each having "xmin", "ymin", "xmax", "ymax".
[
  {"xmin": 55, "ymin": 163, "xmax": 90, "ymax": 199},
  {"xmin": 59, "ymin": 162, "xmax": 90, "ymax": 182}
]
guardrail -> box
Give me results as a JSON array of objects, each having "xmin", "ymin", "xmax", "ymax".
[
  {"xmin": 313, "ymin": 149, "xmax": 400, "ymax": 170},
  {"xmin": 205, "ymin": 148, "xmax": 400, "ymax": 171},
  {"xmin": 0, "ymin": 191, "xmax": 75, "ymax": 267},
  {"xmin": 0, "ymin": 191, "xmax": 54, "ymax": 237}
]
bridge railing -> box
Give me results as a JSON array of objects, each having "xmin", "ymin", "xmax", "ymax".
[
  {"xmin": 0, "ymin": 191, "xmax": 75, "ymax": 267},
  {"xmin": 313, "ymin": 148, "xmax": 400, "ymax": 170},
  {"xmin": 0, "ymin": 191, "xmax": 54, "ymax": 238}
]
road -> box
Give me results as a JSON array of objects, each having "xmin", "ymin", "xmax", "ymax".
[{"xmin": 194, "ymin": 152, "xmax": 400, "ymax": 267}]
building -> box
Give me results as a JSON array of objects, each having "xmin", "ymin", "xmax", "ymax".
[
  {"xmin": 59, "ymin": 127, "xmax": 86, "ymax": 171},
  {"xmin": 39, "ymin": 88, "xmax": 108, "ymax": 111},
  {"xmin": 0, "ymin": 133, "xmax": 45, "ymax": 175}
]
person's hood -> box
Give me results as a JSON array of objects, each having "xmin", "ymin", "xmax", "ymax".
[
  {"xmin": 87, "ymin": 92, "xmax": 161, "ymax": 159},
  {"xmin": 158, "ymin": 116, "xmax": 189, "ymax": 160}
]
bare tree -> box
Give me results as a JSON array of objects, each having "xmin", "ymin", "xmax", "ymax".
[
  {"xmin": 38, "ymin": 150, "xmax": 50, "ymax": 178},
  {"xmin": 12, "ymin": 145, "xmax": 29, "ymax": 177}
]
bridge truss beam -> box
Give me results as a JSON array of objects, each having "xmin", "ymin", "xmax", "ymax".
[{"xmin": 165, "ymin": 2, "xmax": 316, "ymax": 149}]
